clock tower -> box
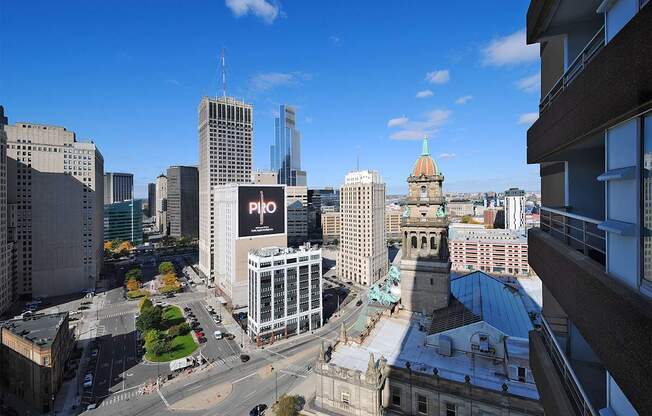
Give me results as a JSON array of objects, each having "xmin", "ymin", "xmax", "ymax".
[{"xmin": 400, "ymin": 137, "xmax": 451, "ymax": 314}]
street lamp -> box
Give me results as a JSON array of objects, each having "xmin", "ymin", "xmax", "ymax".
[{"xmin": 271, "ymin": 365, "xmax": 278, "ymax": 403}]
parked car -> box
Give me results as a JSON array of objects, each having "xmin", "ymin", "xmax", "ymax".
[
  {"xmin": 249, "ymin": 404, "xmax": 267, "ymax": 416},
  {"xmin": 212, "ymin": 316, "xmax": 221, "ymax": 324},
  {"xmin": 240, "ymin": 354, "xmax": 250, "ymax": 362},
  {"xmin": 214, "ymin": 330, "xmax": 223, "ymax": 340},
  {"xmin": 356, "ymin": 300, "xmax": 363, "ymax": 307},
  {"xmin": 86, "ymin": 404, "xmax": 97, "ymax": 410},
  {"xmin": 225, "ymin": 333, "xmax": 236, "ymax": 340},
  {"xmin": 83, "ymin": 374, "xmax": 93, "ymax": 388},
  {"xmin": 91, "ymin": 349, "xmax": 99, "ymax": 358}
]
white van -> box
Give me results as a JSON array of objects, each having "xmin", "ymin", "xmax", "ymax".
[{"xmin": 213, "ymin": 330, "xmax": 223, "ymax": 340}]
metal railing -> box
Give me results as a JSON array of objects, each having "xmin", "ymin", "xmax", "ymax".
[
  {"xmin": 539, "ymin": 207, "xmax": 606, "ymax": 266},
  {"xmin": 539, "ymin": 317, "xmax": 599, "ymax": 416},
  {"xmin": 539, "ymin": 26, "xmax": 605, "ymax": 113}
]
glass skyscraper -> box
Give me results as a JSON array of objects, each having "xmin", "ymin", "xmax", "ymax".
[{"xmin": 270, "ymin": 104, "xmax": 306, "ymax": 186}]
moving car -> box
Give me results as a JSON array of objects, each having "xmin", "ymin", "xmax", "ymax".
[
  {"xmin": 249, "ymin": 404, "xmax": 267, "ymax": 416},
  {"xmin": 356, "ymin": 300, "xmax": 363, "ymax": 306},
  {"xmin": 240, "ymin": 354, "xmax": 250, "ymax": 362},
  {"xmin": 213, "ymin": 330, "xmax": 223, "ymax": 340},
  {"xmin": 83, "ymin": 374, "xmax": 93, "ymax": 388}
]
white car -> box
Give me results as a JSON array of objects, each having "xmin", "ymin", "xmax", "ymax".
[
  {"xmin": 86, "ymin": 404, "xmax": 97, "ymax": 410},
  {"xmin": 83, "ymin": 374, "xmax": 93, "ymax": 388},
  {"xmin": 213, "ymin": 330, "xmax": 223, "ymax": 340}
]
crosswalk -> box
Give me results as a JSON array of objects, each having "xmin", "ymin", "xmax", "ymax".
[
  {"xmin": 99, "ymin": 310, "xmax": 136, "ymax": 320},
  {"xmin": 99, "ymin": 389, "xmax": 140, "ymax": 407},
  {"xmin": 212, "ymin": 354, "xmax": 240, "ymax": 367}
]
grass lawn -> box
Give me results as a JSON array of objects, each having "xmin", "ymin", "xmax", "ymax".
[{"xmin": 144, "ymin": 305, "xmax": 197, "ymax": 362}]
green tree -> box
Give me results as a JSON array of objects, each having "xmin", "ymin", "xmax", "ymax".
[
  {"xmin": 158, "ymin": 261, "xmax": 175, "ymax": 275},
  {"xmin": 125, "ymin": 268, "xmax": 142, "ymax": 282},
  {"xmin": 136, "ymin": 306, "xmax": 162, "ymax": 332},
  {"xmin": 272, "ymin": 395, "xmax": 301, "ymax": 416},
  {"xmin": 139, "ymin": 296, "xmax": 153, "ymax": 312}
]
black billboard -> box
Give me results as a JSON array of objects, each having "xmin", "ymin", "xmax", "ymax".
[{"xmin": 238, "ymin": 186, "xmax": 285, "ymax": 238}]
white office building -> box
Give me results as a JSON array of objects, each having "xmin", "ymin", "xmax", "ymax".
[
  {"xmin": 247, "ymin": 245, "xmax": 322, "ymax": 346},
  {"xmin": 504, "ymin": 187, "xmax": 526, "ymax": 231}
]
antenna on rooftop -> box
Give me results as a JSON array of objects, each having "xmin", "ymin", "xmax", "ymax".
[
  {"xmin": 356, "ymin": 146, "xmax": 360, "ymax": 171},
  {"xmin": 220, "ymin": 48, "xmax": 227, "ymax": 98}
]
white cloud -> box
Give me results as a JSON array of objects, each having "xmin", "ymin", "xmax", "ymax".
[
  {"xmin": 330, "ymin": 35, "xmax": 340, "ymax": 45},
  {"xmin": 305, "ymin": 116, "xmax": 313, "ymax": 124},
  {"xmin": 425, "ymin": 69, "xmax": 450, "ymax": 84},
  {"xmin": 438, "ymin": 152, "xmax": 456, "ymax": 160},
  {"xmin": 416, "ymin": 89, "xmax": 433, "ymax": 98},
  {"xmin": 516, "ymin": 72, "xmax": 540, "ymax": 93},
  {"xmin": 518, "ymin": 112, "xmax": 539, "ymax": 125},
  {"xmin": 225, "ymin": 0, "xmax": 280, "ymax": 24},
  {"xmin": 387, "ymin": 116, "xmax": 409, "ymax": 128},
  {"xmin": 389, "ymin": 109, "xmax": 452, "ymax": 140},
  {"xmin": 482, "ymin": 29, "xmax": 539, "ymax": 66},
  {"xmin": 249, "ymin": 71, "xmax": 311, "ymax": 92},
  {"xmin": 455, "ymin": 95, "xmax": 472, "ymax": 105}
]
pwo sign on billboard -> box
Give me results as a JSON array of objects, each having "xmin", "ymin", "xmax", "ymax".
[{"xmin": 238, "ymin": 186, "xmax": 285, "ymax": 238}]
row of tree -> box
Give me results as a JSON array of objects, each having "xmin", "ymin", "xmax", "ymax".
[
  {"xmin": 158, "ymin": 261, "xmax": 181, "ymax": 294},
  {"xmin": 125, "ymin": 267, "xmax": 145, "ymax": 298},
  {"xmin": 104, "ymin": 239, "xmax": 133, "ymax": 259}
]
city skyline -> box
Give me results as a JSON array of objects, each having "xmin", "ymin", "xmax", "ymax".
[{"xmin": 0, "ymin": 1, "xmax": 539, "ymax": 197}]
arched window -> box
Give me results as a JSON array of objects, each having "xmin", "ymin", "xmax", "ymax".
[
  {"xmin": 421, "ymin": 236, "xmax": 427, "ymax": 249},
  {"xmin": 420, "ymin": 185, "xmax": 427, "ymax": 198},
  {"xmin": 411, "ymin": 236, "xmax": 417, "ymax": 248},
  {"xmin": 431, "ymin": 236, "xmax": 437, "ymax": 250}
]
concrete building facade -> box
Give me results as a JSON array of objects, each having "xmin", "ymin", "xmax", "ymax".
[
  {"xmin": 198, "ymin": 96, "xmax": 253, "ymax": 281},
  {"xmin": 166, "ymin": 165, "xmax": 199, "ymax": 239},
  {"xmin": 400, "ymin": 138, "xmax": 451, "ymax": 314},
  {"xmin": 247, "ymin": 245, "xmax": 322, "ymax": 345},
  {"xmin": 385, "ymin": 205, "xmax": 402, "ymax": 240},
  {"xmin": 155, "ymin": 174, "xmax": 167, "ymax": 235},
  {"xmin": 322, "ymin": 211, "xmax": 341, "ymax": 244},
  {"xmin": 0, "ymin": 312, "xmax": 74, "ymax": 413},
  {"xmin": 504, "ymin": 188, "xmax": 526, "ymax": 231},
  {"xmin": 449, "ymin": 226, "xmax": 530, "ymax": 277},
  {"xmin": 338, "ymin": 171, "xmax": 387, "ymax": 286},
  {"xmin": 252, "ymin": 170, "xmax": 278, "ymax": 185},
  {"xmin": 0, "ymin": 108, "xmax": 14, "ymax": 315},
  {"xmin": 526, "ymin": 2, "xmax": 652, "ymax": 414},
  {"xmin": 5, "ymin": 121, "xmax": 103, "ymax": 298},
  {"xmin": 103, "ymin": 172, "xmax": 133, "ymax": 204},
  {"xmin": 214, "ymin": 184, "xmax": 286, "ymax": 308}
]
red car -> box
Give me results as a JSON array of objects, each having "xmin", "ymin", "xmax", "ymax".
[{"xmin": 195, "ymin": 330, "xmax": 205, "ymax": 338}]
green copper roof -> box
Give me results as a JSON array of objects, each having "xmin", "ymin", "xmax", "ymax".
[{"xmin": 421, "ymin": 137, "xmax": 430, "ymax": 156}]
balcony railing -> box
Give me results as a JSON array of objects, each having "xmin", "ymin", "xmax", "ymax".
[
  {"xmin": 539, "ymin": 207, "xmax": 605, "ymax": 266},
  {"xmin": 539, "ymin": 26, "xmax": 605, "ymax": 113},
  {"xmin": 539, "ymin": 317, "xmax": 599, "ymax": 416}
]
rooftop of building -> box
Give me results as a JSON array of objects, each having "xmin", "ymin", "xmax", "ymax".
[
  {"xmin": 330, "ymin": 316, "xmax": 538, "ymax": 400},
  {"xmin": 2, "ymin": 312, "xmax": 68, "ymax": 348},
  {"xmin": 249, "ymin": 243, "xmax": 320, "ymax": 258},
  {"xmin": 411, "ymin": 137, "xmax": 440, "ymax": 177},
  {"xmin": 449, "ymin": 226, "xmax": 527, "ymax": 244},
  {"xmin": 329, "ymin": 271, "xmax": 539, "ymax": 400}
]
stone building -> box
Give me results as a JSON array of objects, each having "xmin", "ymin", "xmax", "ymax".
[{"xmin": 400, "ymin": 138, "xmax": 451, "ymax": 314}]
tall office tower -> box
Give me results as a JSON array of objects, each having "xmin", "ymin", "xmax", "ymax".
[
  {"xmin": 270, "ymin": 105, "xmax": 306, "ymax": 186},
  {"xmin": 504, "ymin": 187, "xmax": 526, "ymax": 230},
  {"xmin": 214, "ymin": 184, "xmax": 286, "ymax": 307},
  {"xmin": 286, "ymin": 186, "xmax": 308, "ymax": 246},
  {"xmin": 0, "ymin": 107, "xmax": 13, "ymax": 314},
  {"xmin": 103, "ymin": 172, "xmax": 133, "ymax": 204},
  {"xmin": 247, "ymin": 245, "xmax": 322, "ymax": 346},
  {"xmin": 147, "ymin": 183, "xmax": 156, "ymax": 217},
  {"xmin": 399, "ymin": 138, "xmax": 450, "ymax": 314},
  {"xmin": 337, "ymin": 170, "xmax": 387, "ymax": 286},
  {"xmin": 104, "ymin": 199, "xmax": 143, "ymax": 245},
  {"xmin": 155, "ymin": 174, "xmax": 167, "ymax": 234},
  {"xmin": 5, "ymin": 120, "xmax": 103, "ymax": 298},
  {"xmin": 198, "ymin": 96, "xmax": 253, "ymax": 281},
  {"xmin": 526, "ymin": 2, "xmax": 651, "ymax": 415},
  {"xmin": 166, "ymin": 165, "xmax": 199, "ymax": 238}
]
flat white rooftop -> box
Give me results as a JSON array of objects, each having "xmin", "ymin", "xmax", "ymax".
[{"xmin": 329, "ymin": 316, "xmax": 539, "ymax": 400}]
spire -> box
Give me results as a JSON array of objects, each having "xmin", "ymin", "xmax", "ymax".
[
  {"xmin": 339, "ymin": 322, "xmax": 347, "ymax": 343},
  {"xmin": 421, "ymin": 136, "xmax": 430, "ymax": 156},
  {"xmin": 367, "ymin": 352, "xmax": 376, "ymax": 373}
]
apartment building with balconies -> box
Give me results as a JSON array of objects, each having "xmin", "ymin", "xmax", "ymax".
[{"xmin": 526, "ymin": 1, "xmax": 651, "ymax": 415}]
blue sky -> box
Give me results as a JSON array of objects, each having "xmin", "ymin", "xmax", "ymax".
[{"xmin": 0, "ymin": 0, "xmax": 541, "ymax": 197}]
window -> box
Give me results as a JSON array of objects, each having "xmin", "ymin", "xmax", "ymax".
[
  {"xmin": 417, "ymin": 394, "xmax": 427, "ymax": 414},
  {"xmin": 391, "ymin": 387, "xmax": 401, "ymax": 406},
  {"xmin": 341, "ymin": 392, "xmax": 350, "ymax": 405},
  {"xmin": 644, "ymin": 114, "xmax": 652, "ymax": 288},
  {"xmin": 411, "ymin": 236, "xmax": 417, "ymax": 249},
  {"xmin": 518, "ymin": 366, "xmax": 526, "ymax": 382},
  {"xmin": 446, "ymin": 402, "xmax": 457, "ymax": 416}
]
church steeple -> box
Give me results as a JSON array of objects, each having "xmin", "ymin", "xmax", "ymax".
[{"xmin": 421, "ymin": 136, "xmax": 430, "ymax": 156}]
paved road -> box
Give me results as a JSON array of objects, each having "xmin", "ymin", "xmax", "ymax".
[{"xmin": 85, "ymin": 288, "xmax": 366, "ymax": 415}]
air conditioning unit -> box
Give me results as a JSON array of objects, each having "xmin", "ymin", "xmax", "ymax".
[{"xmin": 438, "ymin": 335, "xmax": 452, "ymax": 356}]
